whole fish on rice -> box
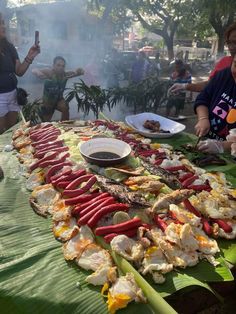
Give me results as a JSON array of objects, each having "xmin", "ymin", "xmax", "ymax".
[{"xmin": 96, "ymin": 175, "xmax": 150, "ymax": 207}]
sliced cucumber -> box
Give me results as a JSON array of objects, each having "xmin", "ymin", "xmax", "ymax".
[{"xmin": 113, "ymin": 211, "xmax": 130, "ymax": 225}]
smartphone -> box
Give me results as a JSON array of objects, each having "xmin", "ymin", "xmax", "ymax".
[{"xmin": 35, "ymin": 31, "xmax": 39, "ymax": 46}]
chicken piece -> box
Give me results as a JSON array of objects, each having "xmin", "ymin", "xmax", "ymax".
[
  {"xmin": 52, "ymin": 218, "xmax": 79, "ymax": 242},
  {"xmin": 165, "ymin": 223, "xmax": 199, "ymax": 252},
  {"xmin": 139, "ymin": 180, "xmax": 164, "ymax": 193},
  {"xmin": 159, "ymin": 239, "xmax": 199, "ymax": 268},
  {"xmin": 63, "ymin": 225, "xmax": 94, "ymax": 260},
  {"xmin": 76, "ymin": 243, "xmax": 112, "ymax": 271},
  {"xmin": 30, "ymin": 184, "xmax": 60, "ymax": 217},
  {"xmin": 106, "ymin": 273, "xmax": 146, "ymax": 314},
  {"xmin": 169, "ymin": 204, "xmax": 201, "ymax": 227},
  {"xmin": 152, "ymin": 189, "xmax": 194, "ymax": 213},
  {"xmin": 110, "ymin": 235, "xmax": 144, "ymax": 262},
  {"xmin": 86, "ymin": 265, "xmax": 117, "ymax": 286}
]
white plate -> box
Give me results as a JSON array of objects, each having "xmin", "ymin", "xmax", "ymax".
[{"xmin": 125, "ymin": 112, "xmax": 186, "ymax": 138}]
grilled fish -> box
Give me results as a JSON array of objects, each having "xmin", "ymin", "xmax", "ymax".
[
  {"xmin": 96, "ymin": 175, "xmax": 150, "ymax": 207},
  {"xmin": 140, "ymin": 159, "xmax": 181, "ymax": 190}
]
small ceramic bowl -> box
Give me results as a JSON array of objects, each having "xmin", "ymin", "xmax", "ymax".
[{"xmin": 79, "ymin": 138, "xmax": 131, "ymax": 167}]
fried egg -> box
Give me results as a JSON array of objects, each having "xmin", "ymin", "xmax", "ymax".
[
  {"xmin": 165, "ymin": 223, "xmax": 199, "ymax": 252},
  {"xmin": 86, "ymin": 265, "xmax": 117, "ymax": 286},
  {"xmin": 63, "ymin": 225, "xmax": 94, "ymax": 260},
  {"xmin": 169, "ymin": 204, "xmax": 201, "ymax": 226},
  {"xmin": 192, "ymin": 227, "xmax": 220, "ymax": 255},
  {"xmin": 76, "ymin": 243, "xmax": 112, "ymax": 271},
  {"xmin": 110, "ymin": 235, "xmax": 144, "ymax": 262},
  {"xmin": 51, "ymin": 200, "xmax": 72, "ymax": 222},
  {"xmin": 141, "ymin": 246, "xmax": 173, "ymax": 276},
  {"xmin": 159, "ymin": 239, "xmax": 199, "ymax": 268},
  {"xmin": 106, "ymin": 273, "xmax": 146, "ymax": 314},
  {"xmin": 30, "ymin": 184, "xmax": 59, "ymax": 217},
  {"xmin": 52, "ymin": 218, "xmax": 79, "ymax": 241},
  {"xmin": 26, "ymin": 171, "xmax": 44, "ymax": 191}
]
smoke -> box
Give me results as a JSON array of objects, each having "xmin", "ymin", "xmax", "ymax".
[{"xmin": 7, "ymin": 0, "xmax": 117, "ymax": 120}]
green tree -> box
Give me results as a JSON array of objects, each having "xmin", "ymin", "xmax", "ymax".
[{"xmin": 194, "ymin": 0, "xmax": 236, "ymax": 54}]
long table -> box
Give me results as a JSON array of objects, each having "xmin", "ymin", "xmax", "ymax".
[{"xmin": 0, "ymin": 127, "xmax": 236, "ymax": 314}]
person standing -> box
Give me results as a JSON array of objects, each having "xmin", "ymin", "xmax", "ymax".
[
  {"xmin": 169, "ymin": 22, "xmax": 236, "ymax": 94},
  {"xmin": 130, "ymin": 51, "xmax": 151, "ymax": 84},
  {"xmin": 32, "ymin": 56, "xmax": 84, "ymax": 122},
  {"xmin": 0, "ymin": 12, "xmax": 40, "ymax": 134},
  {"xmin": 166, "ymin": 59, "xmax": 192, "ymax": 120}
]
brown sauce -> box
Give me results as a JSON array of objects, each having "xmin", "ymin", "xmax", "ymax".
[{"xmin": 89, "ymin": 151, "xmax": 120, "ymax": 159}]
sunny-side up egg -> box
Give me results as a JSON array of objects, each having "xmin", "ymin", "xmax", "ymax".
[
  {"xmin": 51, "ymin": 200, "xmax": 72, "ymax": 222},
  {"xmin": 63, "ymin": 225, "xmax": 94, "ymax": 260},
  {"xmin": 52, "ymin": 218, "xmax": 79, "ymax": 242},
  {"xmin": 169, "ymin": 204, "xmax": 202, "ymax": 226},
  {"xmin": 30, "ymin": 184, "xmax": 60, "ymax": 217},
  {"xmin": 141, "ymin": 246, "xmax": 173, "ymax": 277},
  {"xmin": 26, "ymin": 171, "xmax": 45, "ymax": 191},
  {"xmin": 76, "ymin": 243, "xmax": 112, "ymax": 271},
  {"xmin": 110, "ymin": 235, "xmax": 144, "ymax": 262},
  {"xmin": 192, "ymin": 226, "xmax": 220, "ymax": 255},
  {"xmin": 105, "ymin": 273, "xmax": 146, "ymax": 314},
  {"xmin": 159, "ymin": 239, "xmax": 199, "ymax": 268}
]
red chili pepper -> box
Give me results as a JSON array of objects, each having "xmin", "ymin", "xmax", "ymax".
[
  {"xmin": 65, "ymin": 174, "xmax": 93, "ymax": 190},
  {"xmin": 45, "ymin": 161, "xmax": 72, "ymax": 183},
  {"xmin": 138, "ymin": 150, "xmax": 163, "ymax": 157},
  {"xmin": 65, "ymin": 192, "xmax": 101, "ymax": 206},
  {"xmin": 183, "ymin": 199, "xmax": 201, "ymax": 217},
  {"xmin": 95, "ymin": 218, "xmax": 142, "ymax": 236},
  {"xmin": 104, "ymin": 228, "xmax": 138, "ymax": 243},
  {"xmin": 53, "ymin": 169, "xmax": 86, "ymax": 187},
  {"xmin": 62, "ymin": 176, "xmax": 97, "ymax": 197},
  {"xmin": 154, "ymin": 215, "xmax": 167, "ymax": 232},
  {"xmin": 211, "ymin": 218, "xmax": 232, "ymax": 233},
  {"xmin": 39, "ymin": 152, "xmax": 70, "ymax": 168},
  {"xmin": 73, "ymin": 192, "xmax": 110, "ymax": 215},
  {"xmin": 182, "ymin": 175, "xmax": 199, "ymax": 188},
  {"xmin": 34, "ymin": 146, "xmax": 69, "ymax": 159},
  {"xmin": 179, "ymin": 172, "xmax": 194, "ymax": 183},
  {"xmin": 87, "ymin": 203, "xmax": 130, "ymax": 228},
  {"xmin": 78, "ymin": 197, "xmax": 115, "ymax": 225},
  {"xmin": 169, "ymin": 211, "xmax": 184, "ymax": 224},
  {"xmin": 187, "ymin": 184, "xmax": 211, "ymax": 191},
  {"xmin": 201, "ymin": 218, "xmax": 213, "ymax": 235}
]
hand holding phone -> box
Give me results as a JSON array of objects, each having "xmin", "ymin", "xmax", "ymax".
[{"xmin": 35, "ymin": 31, "xmax": 39, "ymax": 47}]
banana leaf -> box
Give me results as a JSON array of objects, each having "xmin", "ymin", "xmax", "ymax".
[{"xmin": 0, "ymin": 127, "xmax": 235, "ymax": 314}]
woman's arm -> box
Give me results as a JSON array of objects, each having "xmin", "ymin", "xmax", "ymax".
[
  {"xmin": 15, "ymin": 44, "xmax": 40, "ymax": 77},
  {"xmin": 194, "ymin": 105, "xmax": 211, "ymax": 137}
]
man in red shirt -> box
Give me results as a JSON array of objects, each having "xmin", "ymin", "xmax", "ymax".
[{"xmin": 169, "ymin": 22, "xmax": 236, "ymax": 93}]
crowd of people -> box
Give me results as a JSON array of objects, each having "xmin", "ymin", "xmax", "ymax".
[{"xmin": 0, "ymin": 10, "xmax": 236, "ymax": 158}]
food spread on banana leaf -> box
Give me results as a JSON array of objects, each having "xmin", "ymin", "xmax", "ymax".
[{"xmin": 12, "ymin": 119, "xmax": 236, "ymax": 314}]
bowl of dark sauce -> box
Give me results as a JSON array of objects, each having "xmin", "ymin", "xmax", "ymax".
[{"xmin": 79, "ymin": 138, "xmax": 132, "ymax": 166}]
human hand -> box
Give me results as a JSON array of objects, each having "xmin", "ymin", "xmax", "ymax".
[
  {"xmin": 197, "ymin": 139, "xmax": 224, "ymax": 154},
  {"xmin": 168, "ymin": 83, "xmax": 187, "ymax": 95},
  {"xmin": 195, "ymin": 118, "xmax": 210, "ymax": 137},
  {"xmin": 76, "ymin": 68, "xmax": 84, "ymax": 76},
  {"xmin": 27, "ymin": 44, "xmax": 40, "ymax": 60},
  {"xmin": 226, "ymin": 128, "xmax": 236, "ymax": 142}
]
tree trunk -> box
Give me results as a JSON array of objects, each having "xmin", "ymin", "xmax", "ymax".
[
  {"xmin": 165, "ymin": 37, "xmax": 174, "ymax": 60},
  {"xmin": 217, "ymin": 34, "xmax": 225, "ymax": 55}
]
